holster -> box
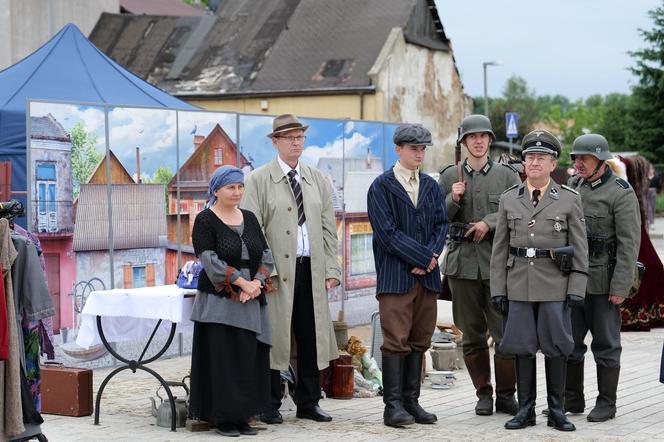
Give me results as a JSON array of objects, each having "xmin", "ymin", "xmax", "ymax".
[
  {"xmin": 628, "ymin": 262, "xmax": 646, "ymax": 298},
  {"xmin": 448, "ymin": 222, "xmax": 472, "ymax": 242},
  {"xmin": 550, "ymin": 245, "xmax": 574, "ymax": 275}
]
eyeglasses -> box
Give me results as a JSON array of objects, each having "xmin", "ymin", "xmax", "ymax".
[{"xmin": 277, "ymin": 135, "xmax": 306, "ymax": 143}]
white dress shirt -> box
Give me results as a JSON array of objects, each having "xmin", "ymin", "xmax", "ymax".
[{"xmin": 277, "ymin": 156, "xmax": 311, "ymax": 257}]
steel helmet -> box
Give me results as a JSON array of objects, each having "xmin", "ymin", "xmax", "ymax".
[{"xmin": 570, "ymin": 134, "xmax": 613, "ymax": 161}]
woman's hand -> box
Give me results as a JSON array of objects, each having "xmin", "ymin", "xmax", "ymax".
[
  {"xmin": 238, "ymin": 278, "xmax": 262, "ymax": 298},
  {"xmin": 239, "ymin": 291, "xmax": 251, "ymax": 303}
]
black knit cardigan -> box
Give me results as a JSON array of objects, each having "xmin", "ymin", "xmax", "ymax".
[{"xmin": 191, "ymin": 208, "xmax": 269, "ymax": 301}]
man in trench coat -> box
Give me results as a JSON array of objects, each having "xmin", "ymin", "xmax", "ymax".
[{"xmin": 241, "ymin": 114, "xmax": 341, "ymax": 424}]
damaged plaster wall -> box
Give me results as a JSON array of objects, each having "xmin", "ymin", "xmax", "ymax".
[{"xmin": 371, "ymin": 28, "xmax": 469, "ymax": 172}]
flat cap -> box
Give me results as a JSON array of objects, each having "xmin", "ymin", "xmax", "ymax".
[
  {"xmin": 393, "ymin": 124, "xmax": 433, "ymax": 146},
  {"xmin": 521, "ymin": 129, "xmax": 561, "ymax": 158}
]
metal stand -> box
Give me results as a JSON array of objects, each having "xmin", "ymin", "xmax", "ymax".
[{"xmin": 93, "ymin": 316, "xmax": 179, "ymax": 431}]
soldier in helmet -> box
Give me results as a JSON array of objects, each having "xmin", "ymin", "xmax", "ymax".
[
  {"xmin": 490, "ymin": 129, "xmax": 588, "ymax": 432},
  {"xmin": 563, "ymin": 134, "xmax": 640, "ymax": 422},
  {"xmin": 438, "ymin": 114, "xmax": 521, "ymax": 416}
]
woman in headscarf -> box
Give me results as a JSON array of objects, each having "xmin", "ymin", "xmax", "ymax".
[{"xmin": 188, "ymin": 165, "xmax": 275, "ymax": 437}]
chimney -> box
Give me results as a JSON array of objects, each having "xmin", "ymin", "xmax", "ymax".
[
  {"xmin": 136, "ymin": 147, "xmax": 141, "ymax": 183},
  {"xmin": 193, "ymin": 135, "xmax": 205, "ymax": 150}
]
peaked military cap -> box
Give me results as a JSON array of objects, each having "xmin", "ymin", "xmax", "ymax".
[{"xmin": 521, "ymin": 129, "xmax": 561, "ymax": 158}]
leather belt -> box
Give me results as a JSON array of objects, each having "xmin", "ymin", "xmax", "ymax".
[
  {"xmin": 296, "ymin": 256, "xmax": 311, "ymax": 264},
  {"xmin": 509, "ymin": 246, "xmax": 550, "ymax": 259}
]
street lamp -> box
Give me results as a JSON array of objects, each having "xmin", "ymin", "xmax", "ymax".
[{"xmin": 483, "ymin": 60, "xmax": 502, "ymax": 116}]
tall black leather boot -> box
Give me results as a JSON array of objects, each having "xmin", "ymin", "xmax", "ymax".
[
  {"xmin": 565, "ymin": 358, "xmax": 586, "ymax": 413},
  {"xmin": 402, "ymin": 352, "xmax": 437, "ymax": 424},
  {"xmin": 382, "ymin": 354, "xmax": 415, "ymax": 427},
  {"xmin": 505, "ymin": 355, "xmax": 537, "ymax": 430},
  {"xmin": 545, "ymin": 356, "xmax": 576, "ymax": 431},
  {"xmin": 587, "ymin": 365, "xmax": 619, "ymax": 422}
]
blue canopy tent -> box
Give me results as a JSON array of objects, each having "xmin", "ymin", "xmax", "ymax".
[{"xmin": 0, "ymin": 23, "xmax": 197, "ymax": 225}]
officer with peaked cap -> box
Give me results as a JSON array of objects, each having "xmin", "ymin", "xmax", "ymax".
[
  {"xmin": 439, "ymin": 114, "xmax": 521, "ymax": 416},
  {"xmin": 368, "ymin": 123, "xmax": 448, "ymax": 427},
  {"xmin": 490, "ymin": 129, "xmax": 588, "ymax": 432},
  {"xmin": 562, "ymin": 134, "xmax": 640, "ymax": 422}
]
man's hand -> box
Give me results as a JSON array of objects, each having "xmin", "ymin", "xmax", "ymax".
[
  {"xmin": 426, "ymin": 256, "xmax": 438, "ymax": 273},
  {"xmin": 325, "ymin": 278, "xmax": 340, "ymax": 290},
  {"xmin": 451, "ymin": 181, "xmax": 466, "ymax": 203},
  {"xmin": 411, "ymin": 267, "xmax": 427, "ymax": 275},
  {"xmin": 464, "ymin": 221, "xmax": 490, "ymax": 242},
  {"xmin": 566, "ymin": 294, "xmax": 585, "ymax": 308},
  {"xmin": 608, "ymin": 295, "xmax": 625, "ymax": 305},
  {"xmin": 491, "ymin": 296, "xmax": 508, "ymax": 316}
]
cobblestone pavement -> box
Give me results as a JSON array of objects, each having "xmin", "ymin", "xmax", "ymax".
[
  {"xmin": 39, "ymin": 217, "xmax": 664, "ymax": 441},
  {"xmin": 40, "ymin": 325, "xmax": 664, "ymax": 442}
]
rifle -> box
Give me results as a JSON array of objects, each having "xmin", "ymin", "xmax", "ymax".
[{"xmin": 455, "ymin": 126, "xmax": 462, "ymax": 182}]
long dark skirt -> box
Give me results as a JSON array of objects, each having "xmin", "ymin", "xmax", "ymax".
[{"xmin": 188, "ymin": 321, "xmax": 270, "ymax": 425}]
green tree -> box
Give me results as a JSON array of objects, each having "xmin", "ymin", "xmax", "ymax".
[
  {"xmin": 628, "ymin": 2, "xmax": 664, "ymax": 162},
  {"xmin": 70, "ymin": 122, "xmax": 102, "ymax": 198},
  {"xmin": 145, "ymin": 166, "xmax": 175, "ymax": 212}
]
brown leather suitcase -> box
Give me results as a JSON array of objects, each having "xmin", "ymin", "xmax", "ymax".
[{"xmin": 41, "ymin": 363, "xmax": 93, "ymax": 416}]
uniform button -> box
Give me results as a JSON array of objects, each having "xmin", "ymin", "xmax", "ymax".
[
  {"xmin": 285, "ymin": 254, "xmax": 289, "ymax": 258},
  {"xmin": 530, "ymin": 233, "xmax": 534, "ymax": 237},
  {"xmin": 529, "ymin": 261, "xmax": 534, "ymax": 266},
  {"xmin": 286, "ymin": 230, "xmax": 291, "ymax": 235},
  {"xmin": 555, "ymin": 216, "xmax": 560, "ymax": 220},
  {"xmin": 288, "ymin": 207, "xmax": 292, "ymax": 211},
  {"xmin": 282, "ymin": 277, "xmax": 287, "ymax": 282}
]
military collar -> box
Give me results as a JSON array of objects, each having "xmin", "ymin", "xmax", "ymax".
[
  {"xmin": 463, "ymin": 158, "xmax": 493, "ymax": 176},
  {"xmin": 587, "ymin": 167, "xmax": 613, "ymax": 190}
]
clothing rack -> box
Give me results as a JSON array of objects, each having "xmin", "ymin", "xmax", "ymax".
[{"xmin": 0, "ymin": 209, "xmax": 49, "ymax": 442}]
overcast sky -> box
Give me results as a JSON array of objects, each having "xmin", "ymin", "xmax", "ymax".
[{"xmin": 435, "ymin": 0, "xmax": 661, "ymax": 100}]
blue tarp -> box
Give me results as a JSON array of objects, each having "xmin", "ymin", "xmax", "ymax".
[{"xmin": 0, "ymin": 23, "xmax": 197, "ymax": 220}]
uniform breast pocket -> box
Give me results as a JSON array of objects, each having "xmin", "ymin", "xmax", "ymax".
[
  {"xmin": 545, "ymin": 214, "xmax": 567, "ymax": 237},
  {"xmin": 488, "ymin": 194, "xmax": 501, "ymax": 212},
  {"xmin": 585, "ymin": 208, "xmax": 609, "ymax": 233},
  {"xmin": 507, "ymin": 213, "xmax": 523, "ymax": 237}
]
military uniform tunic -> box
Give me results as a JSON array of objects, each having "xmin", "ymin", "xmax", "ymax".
[
  {"xmin": 438, "ymin": 159, "xmax": 520, "ymax": 356},
  {"xmin": 568, "ymin": 168, "xmax": 641, "ymax": 367},
  {"xmin": 490, "ymin": 181, "xmax": 589, "ymax": 357}
]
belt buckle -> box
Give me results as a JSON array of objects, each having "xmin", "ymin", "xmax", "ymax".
[{"xmin": 526, "ymin": 247, "xmax": 536, "ymax": 258}]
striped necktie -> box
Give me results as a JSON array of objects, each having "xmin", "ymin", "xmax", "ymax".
[{"xmin": 288, "ymin": 169, "xmax": 306, "ymax": 226}]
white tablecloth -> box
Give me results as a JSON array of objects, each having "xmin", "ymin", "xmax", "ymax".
[{"xmin": 76, "ymin": 285, "xmax": 197, "ymax": 349}]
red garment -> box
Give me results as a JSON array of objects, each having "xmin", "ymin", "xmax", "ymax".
[
  {"xmin": 621, "ymin": 224, "xmax": 664, "ymax": 331},
  {"xmin": 0, "ymin": 263, "xmax": 8, "ymax": 360}
]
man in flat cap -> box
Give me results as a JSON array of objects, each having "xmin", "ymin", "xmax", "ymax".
[
  {"xmin": 367, "ymin": 123, "xmax": 448, "ymax": 427},
  {"xmin": 438, "ymin": 114, "xmax": 521, "ymax": 417},
  {"xmin": 563, "ymin": 134, "xmax": 640, "ymax": 422},
  {"xmin": 242, "ymin": 114, "xmax": 341, "ymax": 423},
  {"xmin": 490, "ymin": 129, "xmax": 588, "ymax": 432}
]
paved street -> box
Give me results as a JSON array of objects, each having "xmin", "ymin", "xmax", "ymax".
[{"xmin": 39, "ymin": 217, "xmax": 664, "ymax": 441}]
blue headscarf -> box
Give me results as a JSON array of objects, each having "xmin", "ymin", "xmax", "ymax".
[{"xmin": 207, "ymin": 165, "xmax": 245, "ymax": 207}]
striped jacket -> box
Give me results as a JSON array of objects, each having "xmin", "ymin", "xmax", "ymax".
[{"xmin": 367, "ymin": 169, "xmax": 449, "ymax": 295}]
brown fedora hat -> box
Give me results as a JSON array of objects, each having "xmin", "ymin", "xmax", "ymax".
[{"xmin": 267, "ymin": 114, "xmax": 310, "ymax": 138}]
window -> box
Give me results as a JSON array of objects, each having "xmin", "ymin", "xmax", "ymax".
[
  {"xmin": 132, "ymin": 266, "xmax": 147, "ymax": 288},
  {"xmin": 38, "ymin": 183, "xmax": 46, "ymax": 214},
  {"xmin": 36, "ymin": 163, "xmax": 56, "ymax": 180},
  {"xmin": 350, "ymin": 233, "xmax": 375, "ymax": 275},
  {"xmin": 214, "ymin": 148, "xmax": 223, "ymax": 165}
]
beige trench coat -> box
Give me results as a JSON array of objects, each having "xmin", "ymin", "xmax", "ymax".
[{"xmin": 241, "ymin": 158, "xmax": 341, "ymax": 370}]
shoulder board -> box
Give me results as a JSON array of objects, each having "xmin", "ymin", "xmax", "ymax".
[
  {"xmin": 501, "ymin": 163, "xmax": 519, "ymax": 173},
  {"xmin": 615, "ymin": 178, "xmax": 630, "ymax": 189},
  {"xmin": 439, "ymin": 164, "xmax": 455, "ymax": 174},
  {"xmin": 561, "ymin": 184, "xmax": 579, "ymax": 194},
  {"xmin": 502, "ymin": 183, "xmax": 519, "ymax": 194}
]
